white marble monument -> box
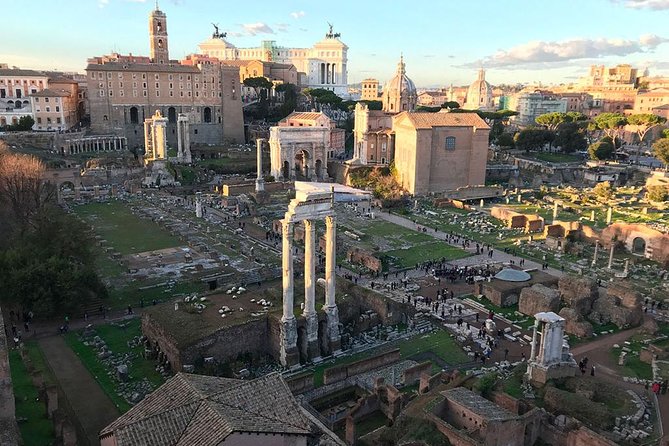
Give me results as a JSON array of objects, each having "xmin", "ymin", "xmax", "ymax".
[{"xmin": 526, "ymin": 312, "xmax": 578, "ymax": 384}]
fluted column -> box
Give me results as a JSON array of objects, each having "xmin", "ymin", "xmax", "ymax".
[
  {"xmin": 303, "ymin": 220, "xmax": 316, "ymax": 317},
  {"xmin": 324, "ymin": 215, "xmax": 336, "ymax": 309},
  {"xmin": 282, "ymin": 220, "xmax": 295, "ymax": 322}
]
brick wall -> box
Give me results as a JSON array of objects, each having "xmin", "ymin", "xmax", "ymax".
[
  {"xmin": 285, "ymin": 372, "xmax": 315, "ymax": 394},
  {"xmin": 323, "ymin": 349, "xmax": 400, "ymax": 385},
  {"xmin": 401, "ymin": 361, "xmax": 431, "ymax": 386}
]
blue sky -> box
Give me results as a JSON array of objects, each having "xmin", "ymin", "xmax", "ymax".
[{"xmin": 3, "ymin": 0, "xmax": 669, "ymax": 88}]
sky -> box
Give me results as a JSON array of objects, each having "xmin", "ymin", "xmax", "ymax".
[{"xmin": 3, "ymin": 0, "xmax": 669, "ymax": 88}]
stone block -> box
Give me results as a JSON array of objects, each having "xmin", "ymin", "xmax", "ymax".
[
  {"xmin": 559, "ymin": 308, "xmax": 593, "ymax": 337},
  {"xmin": 559, "ymin": 275, "xmax": 597, "ymax": 313},
  {"xmin": 519, "ymin": 284, "xmax": 560, "ymax": 316}
]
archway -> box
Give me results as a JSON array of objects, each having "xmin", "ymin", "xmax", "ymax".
[
  {"xmin": 632, "ymin": 237, "xmax": 646, "ymax": 255},
  {"xmin": 203, "ymin": 107, "xmax": 212, "ymax": 123},
  {"xmin": 282, "ymin": 161, "xmax": 290, "ymax": 180},
  {"xmin": 168, "ymin": 107, "xmax": 176, "ymax": 124},
  {"xmin": 129, "ymin": 107, "xmax": 139, "ymax": 124},
  {"xmin": 315, "ymin": 159, "xmax": 322, "ymax": 180},
  {"xmin": 0, "ymin": 117, "xmax": 6, "ymax": 128},
  {"xmin": 295, "ymin": 150, "xmax": 310, "ymax": 180}
]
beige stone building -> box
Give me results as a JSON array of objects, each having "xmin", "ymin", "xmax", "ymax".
[
  {"xmin": 352, "ymin": 58, "xmax": 489, "ymax": 195},
  {"xmin": 30, "ymin": 88, "xmax": 78, "ymax": 131},
  {"xmin": 212, "ymin": 58, "xmax": 298, "ymax": 102},
  {"xmin": 360, "ymin": 78, "xmax": 380, "ymax": 101},
  {"xmin": 198, "ymin": 25, "xmax": 348, "ymax": 96},
  {"xmin": 392, "ymin": 111, "xmax": 490, "ymax": 195},
  {"xmin": 633, "ymin": 88, "xmax": 669, "ymax": 113},
  {"xmin": 86, "ymin": 5, "xmax": 244, "ymax": 149}
]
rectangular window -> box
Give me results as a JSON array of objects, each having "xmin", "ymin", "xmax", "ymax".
[
  {"xmin": 119, "ymin": 82, "xmax": 123, "ymax": 88},
  {"xmin": 155, "ymin": 82, "xmax": 159, "ymax": 89},
  {"xmin": 37, "ymin": 117, "xmax": 42, "ymax": 124},
  {"xmin": 45, "ymin": 97, "xmax": 49, "ymax": 103},
  {"xmin": 168, "ymin": 74, "xmax": 173, "ymax": 81},
  {"xmin": 156, "ymin": 91, "xmax": 160, "ymax": 97},
  {"xmin": 445, "ymin": 136, "xmax": 456, "ymax": 150},
  {"xmin": 107, "ymin": 72, "xmax": 112, "ymax": 79},
  {"xmin": 132, "ymin": 73, "xmax": 137, "ymax": 79},
  {"xmin": 56, "ymin": 106, "xmax": 60, "ymax": 112},
  {"xmin": 143, "ymin": 91, "xmax": 147, "ymax": 97},
  {"xmin": 109, "ymin": 90, "xmax": 113, "ymax": 97},
  {"xmin": 57, "ymin": 117, "xmax": 61, "ymax": 124},
  {"xmin": 119, "ymin": 90, "xmax": 124, "ymax": 97},
  {"xmin": 133, "ymin": 90, "xmax": 138, "ymax": 97},
  {"xmin": 155, "ymin": 74, "xmax": 159, "ymax": 80},
  {"xmin": 118, "ymin": 73, "xmax": 123, "ymax": 79},
  {"xmin": 47, "ymin": 117, "xmax": 51, "ymax": 123},
  {"xmin": 34, "ymin": 97, "xmax": 38, "ymax": 102}
]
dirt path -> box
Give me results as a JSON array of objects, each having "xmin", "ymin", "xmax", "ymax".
[{"xmin": 38, "ymin": 336, "xmax": 120, "ymax": 446}]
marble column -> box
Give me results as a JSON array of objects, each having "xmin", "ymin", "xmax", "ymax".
[
  {"xmin": 608, "ymin": 244, "xmax": 615, "ymax": 269},
  {"xmin": 255, "ymin": 138, "xmax": 265, "ymax": 192},
  {"xmin": 606, "ymin": 206, "xmax": 612, "ymax": 225},
  {"xmin": 303, "ymin": 219, "xmax": 319, "ymax": 360},
  {"xmin": 552, "ymin": 202, "xmax": 558, "ymax": 222},
  {"xmin": 529, "ymin": 319, "xmax": 539, "ymax": 362},
  {"xmin": 280, "ymin": 220, "xmax": 298, "ymax": 366},
  {"xmin": 282, "ymin": 220, "xmax": 295, "ymax": 322},
  {"xmin": 323, "ymin": 214, "xmax": 340, "ymax": 352},
  {"xmin": 592, "ymin": 242, "xmax": 599, "ymax": 266}
]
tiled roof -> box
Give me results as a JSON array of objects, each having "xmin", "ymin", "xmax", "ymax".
[
  {"xmin": 85, "ymin": 62, "xmax": 199, "ymax": 73},
  {"xmin": 100, "ymin": 373, "xmax": 313, "ymax": 446},
  {"xmin": 443, "ymin": 387, "xmax": 516, "ymax": 421},
  {"xmin": 0, "ymin": 68, "xmax": 48, "ymax": 77},
  {"xmin": 30, "ymin": 89, "xmax": 70, "ymax": 97},
  {"xmin": 398, "ymin": 111, "xmax": 490, "ymax": 129},
  {"xmin": 285, "ymin": 112, "xmax": 326, "ymax": 121}
]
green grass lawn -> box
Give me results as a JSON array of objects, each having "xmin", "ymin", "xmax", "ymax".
[
  {"xmin": 610, "ymin": 348, "xmax": 653, "ymax": 380},
  {"xmin": 529, "ymin": 152, "xmax": 583, "ymax": 163},
  {"xmin": 74, "ymin": 201, "xmax": 181, "ymax": 255},
  {"xmin": 9, "ymin": 349, "xmax": 56, "ymax": 445},
  {"xmin": 385, "ymin": 241, "xmax": 470, "ymax": 268},
  {"xmin": 64, "ymin": 319, "xmax": 165, "ymax": 413},
  {"xmin": 309, "ymin": 329, "xmax": 469, "ymax": 387},
  {"xmin": 107, "ymin": 280, "xmax": 204, "ymax": 310}
]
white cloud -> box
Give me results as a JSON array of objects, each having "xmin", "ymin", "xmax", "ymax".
[
  {"xmin": 242, "ymin": 22, "xmax": 274, "ymax": 36},
  {"xmin": 617, "ymin": 0, "xmax": 669, "ymax": 9},
  {"xmin": 275, "ymin": 23, "xmax": 289, "ymax": 33},
  {"xmin": 290, "ymin": 11, "xmax": 306, "ymax": 19},
  {"xmin": 98, "ymin": 0, "xmax": 109, "ymax": 7},
  {"xmin": 462, "ymin": 35, "xmax": 669, "ymax": 69}
]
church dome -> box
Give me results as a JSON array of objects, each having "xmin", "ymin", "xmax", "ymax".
[
  {"xmin": 464, "ymin": 69, "xmax": 493, "ymax": 110},
  {"xmin": 382, "ymin": 56, "xmax": 417, "ymax": 113}
]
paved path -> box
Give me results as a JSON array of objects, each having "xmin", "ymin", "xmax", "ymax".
[
  {"xmin": 374, "ymin": 209, "xmax": 566, "ymax": 278},
  {"xmin": 39, "ymin": 336, "xmax": 119, "ymax": 446}
]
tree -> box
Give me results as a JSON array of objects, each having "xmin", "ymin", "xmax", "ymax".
[
  {"xmin": 359, "ymin": 100, "xmax": 382, "ymax": 110},
  {"xmin": 593, "ymin": 181, "xmax": 614, "ymax": 201},
  {"xmin": 243, "ymin": 76, "xmax": 273, "ymax": 101},
  {"xmin": 662, "ymin": 129, "xmax": 669, "ymax": 139},
  {"xmin": 274, "ymin": 83, "xmax": 298, "ymax": 120},
  {"xmin": 514, "ymin": 128, "xmax": 552, "ymax": 153},
  {"xmin": 592, "ymin": 113, "xmax": 627, "ymax": 148},
  {"xmin": 0, "ymin": 150, "xmax": 55, "ymax": 234},
  {"xmin": 627, "ymin": 113, "xmax": 666, "ymax": 145},
  {"xmin": 441, "ymin": 101, "xmax": 460, "ymax": 110},
  {"xmin": 303, "ymin": 88, "xmax": 343, "ymax": 106},
  {"xmin": 652, "ymin": 138, "xmax": 669, "ymax": 169},
  {"xmin": 554, "ymin": 122, "xmax": 587, "ymax": 153},
  {"xmin": 414, "ymin": 106, "xmax": 441, "ymax": 113},
  {"xmin": 647, "ymin": 185, "xmax": 669, "ymax": 202},
  {"xmin": 495, "ymin": 132, "xmax": 515, "ymax": 148},
  {"xmin": 536, "ymin": 112, "xmax": 569, "ymax": 132},
  {"xmin": 588, "ymin": 137, "xmax": 615, "ymax": 160}
]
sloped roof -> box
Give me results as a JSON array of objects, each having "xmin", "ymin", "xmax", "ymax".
[
  {"xmin": 284, "ymin": 112, "xmax": 327, "ymax": 121},
  {"xmin": 30, "ymin": 89, "xmax": 70, "ymax": 98},
  {"xmin": 397, "ymin": 111, "xmax": 490, "ymax": 129},
  {"xmin": 0, "ymin": 68, "xmax": 48, "ymax": 77},
  {"xmin": 85, "ymin": 62, "xmax": 199, "ymax": 73},
  {"xmin": 100, "ymin": 373, "xmax": 312, "ymax": 446},
  {"xmin": 494, "ymin": 268, "xmax": 531, "ymax": 282}
]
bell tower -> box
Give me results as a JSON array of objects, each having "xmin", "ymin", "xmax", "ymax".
[{"xmin": 149, "ymin": 3, "xmax": 169, "ymax": 64}]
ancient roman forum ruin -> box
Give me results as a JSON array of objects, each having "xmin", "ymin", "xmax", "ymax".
[
  {"xmin": 143, "ymin": 110, "xmax": 168, "ymax": 166},
  {"xmin": 280, "ymin": 187, "xmax": 340, "ymax": 366},
  {"xmin": 175, "ymin": 113, "xmax": 192, "ymax": 164},
  {"xmin": 526, "ymin": 312, "xmax": 578, "ymax": 384}
]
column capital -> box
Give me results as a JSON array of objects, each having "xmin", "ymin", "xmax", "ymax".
[
  {"xmin": 282, "ymin": 220, "xmax": 294, "ymax": 237},
  {"xmin": 325, "ymin": 215, "xmax": 336, "ymax": 226}
]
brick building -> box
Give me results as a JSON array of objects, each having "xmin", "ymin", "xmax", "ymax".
[{"xmin": 86, "ymin": 5, "xmax": 244, "ymax": 150}]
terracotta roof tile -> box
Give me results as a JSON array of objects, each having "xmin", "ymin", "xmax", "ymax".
[
  {"xmin": 398, "ymin": 111, "xmax": 490, "ymax": 129},
  {"xmin": 100, "ymin": 373, "xmax": 313, "ymax": 446}
]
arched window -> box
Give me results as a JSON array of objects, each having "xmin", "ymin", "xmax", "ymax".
[
  {"xmin": 156, "ymin": 21, "xmax": 162, "ymax": 32},
  {"xmin": 203, "ymin": 107, "xmax": 211, "ymax": 123},
  {"xmin": 445, "ymin": 136, "xmax": 456, "ymax": 150},
  {"xmin": 158, "ymin": 39, "xmax": 163, "ymax": 49},
  {"xmin": 168, "ymin": 107, "xmax": 176, "ymax": 123},
  {"xmin": 129, "ymin": 107, "xmax": 139, "ymax": 124}
]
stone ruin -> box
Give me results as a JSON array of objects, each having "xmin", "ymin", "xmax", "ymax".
[
  {"xmin": 526, "ymin": 312, "xmax": 578, "ymax": 385},
  {"xmin": 516, "ymin": 276, "xmax": 644, "ymax": 338}
]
